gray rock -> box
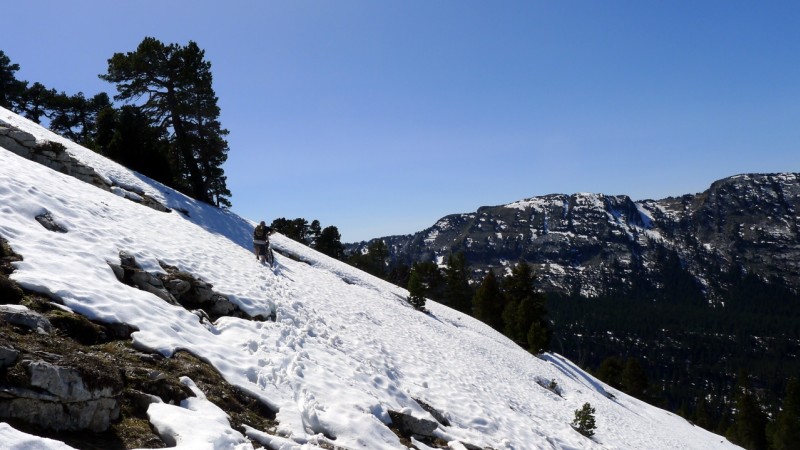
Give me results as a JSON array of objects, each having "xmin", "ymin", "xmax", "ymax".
[
  {"xmin": 0, "ymin": 359, "xmax": 122, "ymax": 432},
  {"xmin": 165, "ymin": 279, "xmax": 191, "ymax": 298},
  {"xmin": 26, "ymin": 360, "xmax": 115, "ymax": 401},
  {"xmin": 388, "ymin": 410, "xmax": 438, "ymax": 438},
  {"xmin": 0, "ymin": 305, "xmax": 52, "ymax": 334},
  {"xmin": 129, "ymin": 271, "xmax": 177, "ymax": 305},
  {"xmin": 34, "ymin": 212, "xmax": 68, "ymax": 233},
  {"xmin": 208, "ymin": 294, "xmax": 237, "ymax": 316},
  {"xmin": 0, "ymin": 345, "xmax": 19, "ymax": 368}
]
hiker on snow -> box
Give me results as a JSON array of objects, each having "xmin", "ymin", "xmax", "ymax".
[{"xmin": 253, "ymin": 221, "xmax": 273, "ymax": 263}]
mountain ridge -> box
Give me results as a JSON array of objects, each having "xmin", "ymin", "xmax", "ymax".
[{"xmin": 350, "ymin": 172, "xmax": 800, "ymax": 301}]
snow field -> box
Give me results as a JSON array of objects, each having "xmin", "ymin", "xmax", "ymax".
[{"xmin": 0, "ymin": 107, "xmax": 740, "ymax": 449}]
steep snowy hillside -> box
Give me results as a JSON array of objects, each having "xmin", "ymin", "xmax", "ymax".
[{"xmin": 0, "ymin": 107, "xmax": 738, "ymax": 449}]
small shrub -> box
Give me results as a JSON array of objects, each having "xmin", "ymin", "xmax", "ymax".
[
  {"xmin": 572, "ymin": 402, "xmax": 597, "ymax": 438},
  {"xmin": 37, "ymin": 140, "xmax": 66, "ymax": 154}
]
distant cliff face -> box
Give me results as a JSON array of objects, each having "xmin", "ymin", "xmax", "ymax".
[{"xmin": 350, "ymin": 173, "xmax": 800, "ymax": 300}]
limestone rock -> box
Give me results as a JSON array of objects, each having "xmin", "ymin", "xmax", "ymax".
[
  {"xmin": 388, "ymin": 409, "xmax": 438, "ymax": 439},
  {"xmin": 0, "ymin": 345, "xmax": 19, "ymax": 368},
  {"xmin": 34, "ymin": 211, "xmax": 68, "ymax": 233},
  {"xmin": 0, "ymin": 305, "xmax": 52, "ymax": 334},
  {"xmin": 0, "ymin": 359, "xmax": 123, "ymax": 432}
]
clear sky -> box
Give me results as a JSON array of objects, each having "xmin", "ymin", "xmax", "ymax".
[{"xmin": 3, "ymin": 1, "xmax": 799, "ymax": 242}]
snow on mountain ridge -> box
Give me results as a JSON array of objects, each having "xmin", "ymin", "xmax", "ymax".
[{"xmin": 0, "ymin": 107, "xmax": 738, "ymax": 449}]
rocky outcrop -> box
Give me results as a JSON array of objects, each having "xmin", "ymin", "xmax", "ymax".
[
  {"xmin": 0, "ymin": 124, "xmax": 171, "ymax": 213},
  {"xmin": 0, "ymin": 305, "xmax": 123, "ymax": 432},
  {"xmin": 0, "ymin": 305, "xmax": 53, "ymax": 334},
  {"xmin": 0, "ymin": 359, "xmax": 123, "ymax": 432},
  {"xmin": 108, "ymin": 251, "xmax": 273, "ymax": 322},
  {"xmin": 0, "ymin": 239, "xmax": 275, "ymax": 447},
  {"xmin": 0, "ymin": 126, "xmax": 108, "ymax": 189}
]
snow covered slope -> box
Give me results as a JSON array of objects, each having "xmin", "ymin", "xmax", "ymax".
[{"xmin": 0, "ymin": 107, "xmax": 738, "ymax": 449}]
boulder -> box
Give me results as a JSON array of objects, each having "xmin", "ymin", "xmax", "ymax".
[
  {"xmin": 0, "ymin": 305, "xmax": 52, "ymax": 334},
  {"xmin": 0, "ymin": 359, "xmax": 123, "ymax": 432},
  {"xmin": 388, "ymin": 409, "xmax": 438, "ymax": 439},
  {"xmin": 34, "ymin": 212, "xmax": 68, "ymax": 233},
  {"xmin": 0, "ymin": 345, "xmax": 19, "ymax": 368}
]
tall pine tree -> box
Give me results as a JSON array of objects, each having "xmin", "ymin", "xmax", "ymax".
[
  {"xmin": 407, "ymin": 269, "xmax": 426, "ymax": 311},
  {"xmin": 502, "ymin": 261, "xmax": 551, "ymax": 353},
  {"xmin": 473, "ymin": 270, "xmax": 505, "ymax": 331},
  {"xmin": 315, "ymin": 225, "xmax": 344, "ymax": 259},
  {"xmin": 443, "ymin": 253, "xmax": 472, "ymax": 314},
  {"xmin": 0, "ymin": 50, "xmax": 26, "ymax": 110},
  {"xmin": 727, "ymin": 372, "xmax": 768, "ymax": 450},
  {"xmin": 100, "ymin": 37, "xmax": 230, "ymax": 206},
  {"xmin": 769, "ymin": 378, "xmax": 800, "ymax": 450}
]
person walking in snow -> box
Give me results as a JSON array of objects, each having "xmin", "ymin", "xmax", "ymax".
[{"xmin": 253, "ymin": 221, "xmax": 273, "ymax": 264}]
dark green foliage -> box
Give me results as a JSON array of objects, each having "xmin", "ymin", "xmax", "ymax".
[
  {"xmin": 95, "ymin": 105, "xmax": 175, "ymax": 186},
  {"xmin": 693, "ymin": 398, "xmax": 713, "ymax": 430},
  {"xmin": 48, "ymin": 91, "xmax": 111, "ymax": 146},
  {"xmin": 501, "ymin": 261, "xmax": 551, "ymax": 353},
  {"xmin": 526, "ymin": 320, "xmax": 550, "ymax": 355},
  {"xmin": 443, "ymin": 253, "xmax": 472, "ymax": 313},
  {"xmin": 596, "ymin": 356, "xmax": 624, "ymax": 389},
  {"xmin": 357, "ymin": 239, "xmax": 389, "ymax": 277},
  {"xmin": 315, "ymin": 226, "xmax": 344, "ymax": 259},
  {"xmin": 0, "ymin": 50, "xmax": 27, "ymax": 110},
  {"xmin": 17, "ymin": 82, "xmax": 55, "ymax": 124},
  {"xmin": 407, "ymin": 270, "xmax": 426, "ymax": 311},
  {"xmin": 548, "ymin": 267, "xmax": 800, "ymax": 435},
  {"xmin": 572, "ymin": 403, "xmax": 597, "ymax": 438},
  {"xmin": 596, "ymin": 356, "xmax": 648, "ymax": 399},
  {"xmin": 271, "ymin": 218, "xmax": 309, "ymax": 243},
  {"xmin": 386, "ymin": 262, "xmax": 411, "ymax": 288},
  {"xmin": 410, "ymin": 261, "xmax": 444, "ymax": 301},
  {"xmin": 621, "ymin": 358, "xmax": 648, "ymax": 398},
  {"xmin": 100, "ymin": 37, "xmax": 230, "ymax": 206},
  {"xmin": 727, "ymin": 374, "xmax": 768, "ymax": 450},
  {"xmin": 472, "ymin": 270, "xmax": 505, "ymax": 331},
  {"xmin": 309, "ymin": 220, "xmax": 322, "ymax": 246},
  {"xmin": 769, "ymin": 379, "xmax": 800, "ymax": 450}
]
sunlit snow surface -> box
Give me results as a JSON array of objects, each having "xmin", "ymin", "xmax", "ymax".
[{"xmin": 0, "ymin": 107, "xmax": 739, "ymax": 449}]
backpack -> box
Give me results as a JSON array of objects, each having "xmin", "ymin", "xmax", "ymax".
[{"xmin": 254, "ymin": 225, "xmax": 269, "ymax": 241}]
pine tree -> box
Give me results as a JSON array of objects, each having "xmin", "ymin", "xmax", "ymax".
[
  {"xmin": 621, "ymin": 358, "xmax": 648, "ymax": 398},
  {"xmin": 572, "ymin": 403, "xmax": 597, "ymax": 437},
  {"xmin": 367, "ymin": 240, "xmax": 389, "ymax": 277},
  {"xmin": 502, "ymin": 261, "xmax": 551, "ymax": 352},
  {"xmin": 596, "ymin": 356, "xmax": 624, "ymax": 389},
  {"xmin": 309, "ymin": 220, "xmax": 322, "ymax": 247},
  {"xmin": 0, "ymin": 50, "xmax": 27, "ymax": 110},
  {"xmin": 473, "ymin": 270, "xmax": 505, "ymax": 331},
  {"xmin": 407, "ymin": 270, "xmax": 426, "ymax": 311},
  {"xmin": 48, "ymin": 91, "xmax": 112, "ymax": 147},
  {"xmin": 728, "ymin": 372, "xmax": 768, "ymax": 450},
  {"xmin": 526, "ymin": 319, "xmax": 550, "ymax": 354},
  {"xmin": 100, "ymin": 37, "xmax": 230, "ymax": 205},
  {"xmin": 693, "ymin": 398, "xmax": 713, "ymax": 430},
  {"xmin": 17, "ymin": 82, "xmax": 55, "ymax": 124},
  {"xmin": 769, "ymin": 378, "xmax": 800, "ymax": 450},
  {"xmin": 443, "ymin": 253, "xmax": 472, "ymax": 314},
  {"xmin": 315, "ymin": 226, "xmax": 344, "ymax": 259},
  {"xmin": 95, "ymin": 105, "xmax": 174, "ymax": 187}
]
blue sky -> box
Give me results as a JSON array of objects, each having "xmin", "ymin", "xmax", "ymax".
[{"xmin": 3, "ymin": 1, "xmax": 799, "ymax": 242}]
